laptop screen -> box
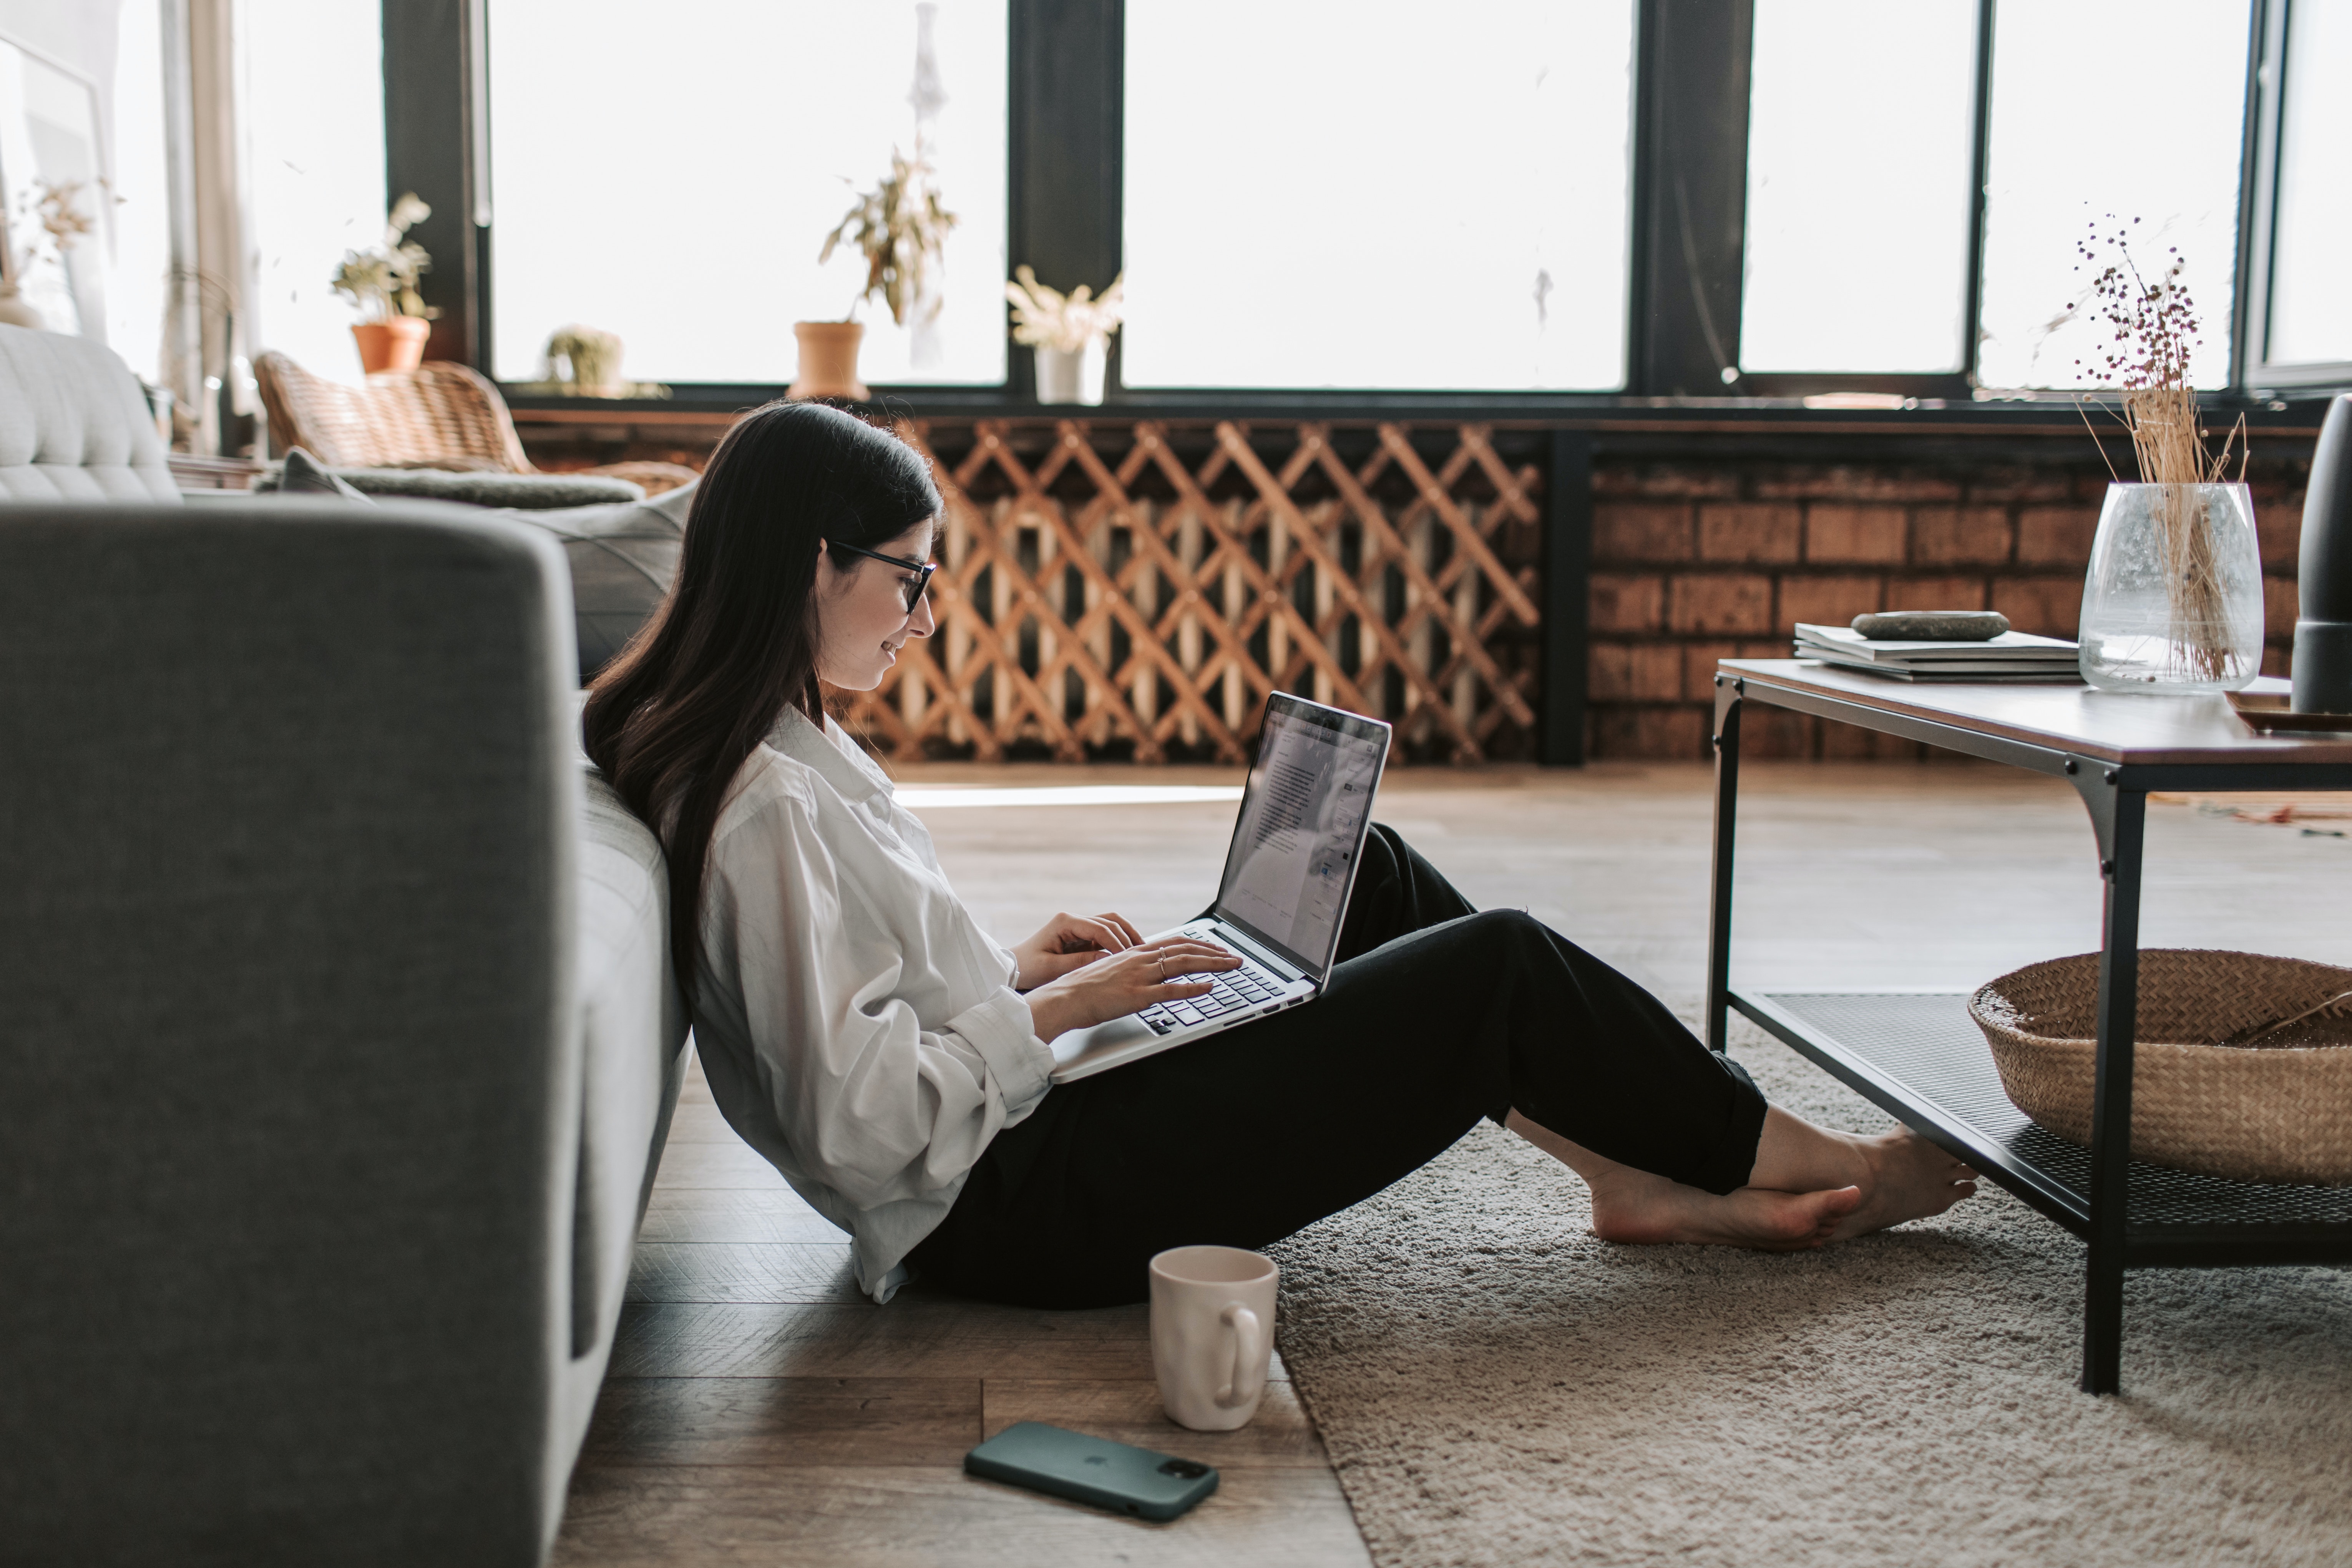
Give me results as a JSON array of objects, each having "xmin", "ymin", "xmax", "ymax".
[{"xmin": 1212, "ymin": 694, "xmax": 1391, "ymax": 978}]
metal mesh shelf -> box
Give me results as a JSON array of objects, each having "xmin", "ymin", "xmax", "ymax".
[{"xmin": 1736, "ymin": 990, "xmax": 2352, "ymax": 1239}]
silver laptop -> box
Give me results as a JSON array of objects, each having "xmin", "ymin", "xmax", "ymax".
[{"xmin": 1049, "ymin": 692, "xmax": 1392, "ymax": 1084}]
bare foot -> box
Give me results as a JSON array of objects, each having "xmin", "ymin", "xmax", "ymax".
[
  {"xmin": 1823, "ymin": 1128, "xmax": 1979, "ymax": 1240},
  {"xmin": 1506, "ymin": 1109, "xmax": 1977, "ymax": 1253},
  {"xmin": 1587, "ymin": 1164, "xmax": 1864, "ymax": 1251}
]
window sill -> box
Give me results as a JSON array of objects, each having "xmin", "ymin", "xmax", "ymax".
[{"xmin": 500, "ymin": 385, "xmax": 2332, "ymax": 441}]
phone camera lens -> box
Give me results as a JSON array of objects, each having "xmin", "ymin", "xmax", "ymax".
[{"xmin": 1157, "ymin": 1459, "xmax": 1210, "ymax": 1478}]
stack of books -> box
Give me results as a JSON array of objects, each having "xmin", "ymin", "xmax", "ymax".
[{"xmin": 1793, "ymin": 623, "xmax": 2082, "ymax": 683}]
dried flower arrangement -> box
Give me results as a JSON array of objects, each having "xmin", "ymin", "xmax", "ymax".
[
  {"xmin": 2, "ymin": 177, "xmax": 100, "ymax": 288},
  {"xmin": 820, "ymin": 149, "xmax": 958, "ymax": 327},
  {"xmin": 1004, "ymin": 265, "xmax": 1125, "ymax": 353},
  {"xmin": 32, "ymin": 178, "xmax": 94, "ymax": 253},
  {"xmin": 2070, "ymin": 217, "xmax": 2247, "ymax": 680},
  {"xmin": 330, "ymin": 194, "xmax": 437, "ymax": 322}
]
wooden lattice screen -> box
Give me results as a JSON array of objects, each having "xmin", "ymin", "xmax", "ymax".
[{"xmin": 833, "ymin": 419, "xmax": 1546, "ymax": 764}]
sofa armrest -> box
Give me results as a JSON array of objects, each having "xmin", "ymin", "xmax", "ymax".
[{"xmin": 0, "ymin": 501, "xmax": 589, "ymax": 1565}]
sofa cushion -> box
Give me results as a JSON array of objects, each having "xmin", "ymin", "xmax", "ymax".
[
  {"xmin": 505, "ymin": 480, "xmax": 695, "ymax": 682},
  {"xmin": 274, "ymin": 446, "xmax": 373, "ymax": 501},
  {"xmin": 0, "ymin": 325, "xmax": 179, "ymax": 503},
  {"xmin": 256, "ymin": 463, "xmax": 644, "ymax": 509},
  {"xmin": 569, "ymin": 769, "xmax": 690, "ymax": 1363},
  {"xmin": 249, "ymin": 466, "xmax": 694, "ymax": 684}
]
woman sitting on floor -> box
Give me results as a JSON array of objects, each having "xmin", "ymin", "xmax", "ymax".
[{"xmin": 582, "ymin": 402, "xmax": 1977, "ymax": 1309}]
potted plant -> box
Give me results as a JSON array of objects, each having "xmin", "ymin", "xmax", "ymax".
[
  {"xmin": 332, "ymin": 193, "xmax": 436, "ymax": 375},
  {"xmin": 2069, "ymin": 220, "xmax": 2261, "ymax": 694},
  {"xmin": 1005, "ymin": 265, "xmax": 1123, "ymax": 405},
  {"xmin": 798, "ymin": 149, "xmax": 958, "ymax": 402}
]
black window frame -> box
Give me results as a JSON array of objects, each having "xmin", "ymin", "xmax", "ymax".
[
  {"xmin": 1714, "ymin": 0, "xmax": 1992, "ymax": 402},
  {"xmin": 2235, "ymin": 0, "xmax": 2352, "ymax": 393},
  {"xmin": 383, "ymin": 0, "xmax": 2349, "ymax": 410}
]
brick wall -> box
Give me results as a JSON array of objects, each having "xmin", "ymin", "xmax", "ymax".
[
  {"xmin": 1587, "ymin": 452, "xmax": 2313, "ymax": 761},
  {"xmin": 516, "ymin": 413, "xmax": 2318, "ymax": 767}
]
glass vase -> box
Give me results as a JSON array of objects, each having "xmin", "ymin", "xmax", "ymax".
[{"xmin": 2078, "ymin": 483, "xmax": 2264, "ymax": 694}]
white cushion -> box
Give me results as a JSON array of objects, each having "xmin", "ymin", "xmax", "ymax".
[{"xmin": 0, "ymin": 326, "xmax": 178, "ymax": 503}]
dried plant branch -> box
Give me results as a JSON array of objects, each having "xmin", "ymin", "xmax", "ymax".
[
  {"xmin": 820, "ymin": 147, "xmax": 959, "ymax": 327},
  {"xmin": 5, "ymin": 177, "xmax": 106, "ymax": 292},
  {"xmin": 1003, "ymin": 265, "xmax": 1125, "ymax": 353},
  {"xmin": 34, "ymin": 179, "xmax": 94, "ymax": 251},
  {"xmin": 2076, "ymin": 396, "xmax": 2121, "ymax": 484},
  {"xmin": 2067, "ymin": 218, "xmax": 2239, "ymax": 680}
]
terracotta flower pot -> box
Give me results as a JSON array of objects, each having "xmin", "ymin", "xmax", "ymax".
[
  {"xmin": 788, "ymin": 322, "xmax": 869, "ymax": 402},
  {"xmin": 352, "ymin": 316, "xmax": 430, "ymax": 374}
]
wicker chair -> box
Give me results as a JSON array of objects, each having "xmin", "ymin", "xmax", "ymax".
[{"xmin": 253, "ymin": 352, "xmax": 698, "ymax": 497}]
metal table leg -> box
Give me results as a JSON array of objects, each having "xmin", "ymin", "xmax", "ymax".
[
  {"xmin": 1705, "ymin": 677, "xmax": 1744, "ymax": 1054},
  {"xmin": 2070, "ymin": 762, "xmax": 2145, "ymax": 1395}
]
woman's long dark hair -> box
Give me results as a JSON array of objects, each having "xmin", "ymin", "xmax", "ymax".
[{"xmin": 583, "ymin": 400, "xmax": 940, "ymax": 1000}]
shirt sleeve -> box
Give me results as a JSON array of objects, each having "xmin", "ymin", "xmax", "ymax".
[{"xmin": 704, "ymin": 788, "xmax": 1052, "ymax": 1211}]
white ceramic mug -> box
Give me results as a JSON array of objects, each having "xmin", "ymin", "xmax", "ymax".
[{"xmin": 1149, "ymin": 1245, "xmax": 1277, "ymax": 1431}]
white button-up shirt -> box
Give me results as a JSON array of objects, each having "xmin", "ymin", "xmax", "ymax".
[{"xmin": 686, "ymin": 705, "xmax": 1056, "ymax": 1302}]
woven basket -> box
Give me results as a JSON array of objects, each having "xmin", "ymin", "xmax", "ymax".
[{"xmin": 1969, "ymin": 949, "xmax": 2352, "ymax": 1186}]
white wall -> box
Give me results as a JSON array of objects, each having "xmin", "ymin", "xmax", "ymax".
[{"xmin": 0, "ymin": 3, "xmax": 119, "ymax": 108}]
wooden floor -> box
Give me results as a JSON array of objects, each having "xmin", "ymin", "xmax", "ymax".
[
  {"xmin": 552, "ymin": 759, "xmax": 2352, "ymax": 1566},
  {"xmin": 553, "ymin": 1063, "xmax": 1359, "ymax": 1567}
]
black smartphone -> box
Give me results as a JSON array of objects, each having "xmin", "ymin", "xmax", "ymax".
[{"xmin": 964, "ymin": 1421, "xmax": 1219, "ymax": 1522}]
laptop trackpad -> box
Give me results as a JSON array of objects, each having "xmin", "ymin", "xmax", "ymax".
[{"xmin": 1050, "ymin": 1013, "xmax": 1155, "ymax": 1074}]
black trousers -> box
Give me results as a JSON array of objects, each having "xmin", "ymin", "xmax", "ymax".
[{"xmin": 908, "ymin": 825, "xmax": 1769, "ymax": 1309}]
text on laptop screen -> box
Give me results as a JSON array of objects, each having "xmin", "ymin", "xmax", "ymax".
[{"xmin": 1215, "ymin": 708, "xmax": 1385, "ymax": 967}]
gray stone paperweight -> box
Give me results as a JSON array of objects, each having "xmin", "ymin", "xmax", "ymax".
[{"xmin": 1852, "ymin": 611, "xmax": 2011, "ymax": 642}]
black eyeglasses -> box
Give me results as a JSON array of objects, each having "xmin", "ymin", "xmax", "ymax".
[{"xmin": 827, "ymin": 539, "xmax": 938, "ymax": 612}]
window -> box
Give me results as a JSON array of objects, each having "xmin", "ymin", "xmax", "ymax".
[
  {"xmin": 486, "ymin": 0, "xmax": 1007, "ymax": 386},
  {"xmin": 1738, "ymin": 0, "xmax": 1978, "ymax": 376},
  {"xmin": 243, "ymin": 0, "xmax": 388, "ymax": 382},
  {"xmin": 1120, "ymin": 0, "xmax": 1635, "ymax": 392},
  {"xmin": 406, "ymin": 0, "xmax": 2344, "ymax": 400},
  {"xmin": 1975, "ymin": 0, "xmax": 2252, "ymax": 390},
  {"xmin": 2263, "ymin": 0, "xmax": 2352, "ymax": 368},
  {"xmin": 106, "ymin": 0, "xmax": 173, "ymax": 386}
]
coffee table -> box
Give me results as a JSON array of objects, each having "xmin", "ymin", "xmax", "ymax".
[{"xmin": 1706, "ymin": 660, "xmax": 2352, "ymax": 1394}]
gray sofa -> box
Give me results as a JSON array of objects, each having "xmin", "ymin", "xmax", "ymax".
[{"xmin": 0, "ymin": 328, "xmax": 689, "ymax": 1565}]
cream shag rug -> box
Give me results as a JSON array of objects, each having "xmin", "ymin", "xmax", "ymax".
[{"xmin": 1268, "ymin": 1017, "xmax": 2352, "ymax": 1568}]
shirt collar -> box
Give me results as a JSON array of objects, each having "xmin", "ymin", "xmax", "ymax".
[{"xmin": 764, "ymin": 702, "xmax": 895, "ymax": 805}]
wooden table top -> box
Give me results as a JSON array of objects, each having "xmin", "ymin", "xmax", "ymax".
[{"xmin": 1722, "ymin": 660, "xmax": 2352, "ymax": 767}]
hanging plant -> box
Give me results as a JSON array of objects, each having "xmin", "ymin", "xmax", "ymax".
[{"xmin": 820, "ymin": 149, "xmax": 958, "ymax": 327}]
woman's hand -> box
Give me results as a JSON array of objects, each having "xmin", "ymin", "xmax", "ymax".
[
  {"xmin": 1022, "ymin": 939, "xmax": 1243, "ymax": 1044},
  {"xmin": 1009, "ymin": 911, "xmax": 1145, "ymax": 990}
]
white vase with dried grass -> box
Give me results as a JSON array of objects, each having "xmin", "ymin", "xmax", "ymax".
[
  {"xmin": 1006, "ymin": 266, "xmax": 1122, "ymax": 406},
  {"xmin": 2072, "ymin": 223, "xmax": 2263, "ymax": 694}
]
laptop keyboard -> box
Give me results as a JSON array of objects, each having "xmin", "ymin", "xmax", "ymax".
[{"xmin": 1137, "ymin": 957, "xmax": 1294, "ymax": 1035}]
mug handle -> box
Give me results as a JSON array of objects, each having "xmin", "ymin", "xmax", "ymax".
[{"xmin": 1215, "ymin": 1303, "xmax": 1266, "ymax": 1409}]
